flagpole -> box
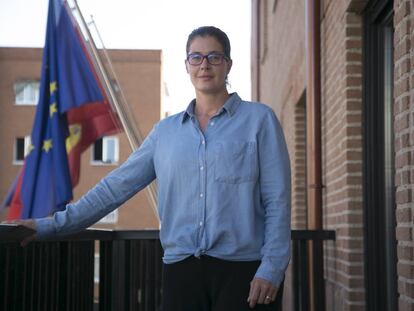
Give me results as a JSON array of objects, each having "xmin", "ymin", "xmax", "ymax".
[
  {"xmin": 87, "ymin": 15, "xmax": 145, "ymax": 147},
  {"xmin": 70, "ymin": 0, "xmax": 159, "ymax": 224}
]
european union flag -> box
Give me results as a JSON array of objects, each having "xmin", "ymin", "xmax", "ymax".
[{"xmin": 7, "ymin": 0, "xmax": 119, "ymax": 219}]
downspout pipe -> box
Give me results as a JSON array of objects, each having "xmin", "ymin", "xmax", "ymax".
[{"xmin": 305, "ymin": 0, "xmax": 324, "ymax": 310}]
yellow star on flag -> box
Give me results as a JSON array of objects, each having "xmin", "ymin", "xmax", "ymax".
[
  {"xmin": 66, "ymin": 124, "xmax": 82, "ymax": 153},
  {"xmin": 42, "ymin": 139, "xmax": 53, "ymax": 152},
  {"xmin": 50, "ymin": 102, "xmax": 57, "ymax": 117},
  {"xmin": 50, "ymin": 81, "xmax": 57, "ymax": 94}
]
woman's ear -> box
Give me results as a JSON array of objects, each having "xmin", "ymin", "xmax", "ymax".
[{"xmin": 227, "ymin": 59, "xmax": 233, "ymax": 74}]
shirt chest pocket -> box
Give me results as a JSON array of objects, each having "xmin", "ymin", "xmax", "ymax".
[{"xmin": 214, "ymin": 141, "xmax": 258, "ymax": 183}]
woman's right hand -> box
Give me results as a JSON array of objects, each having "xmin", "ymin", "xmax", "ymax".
[{"xmin": 2, "ymin": 219, "xmax": 37, "ymax": 247}]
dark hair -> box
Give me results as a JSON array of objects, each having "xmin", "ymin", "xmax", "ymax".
[{"xmin": 186, "ymin": 26, "xmax": 231, "ymax": 59}]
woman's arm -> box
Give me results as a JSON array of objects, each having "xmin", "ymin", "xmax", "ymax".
[
  {"xmin": 248, "ymin": 108, "xmax": 291, "ymax": 307},
  {"xmin": 33, "ymin": 124, "xmax": 159, "ymax": 239}
]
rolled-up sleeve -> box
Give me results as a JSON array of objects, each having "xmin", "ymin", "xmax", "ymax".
[
  {"xmin": 254, "ymin": 109, "xmax": 291, "ymax": 287},
  {"xmin": 35, "ymin": 124, "xmax": 159, "ymax": 238}
]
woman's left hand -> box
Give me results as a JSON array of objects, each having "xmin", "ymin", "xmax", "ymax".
[
  {"xmin": 1, "ymin": 219, "xmax": 37, "ymax": 247},
  {"xmin": 247, "ymin": 277, "xmax": 278, "ymax": 308}
]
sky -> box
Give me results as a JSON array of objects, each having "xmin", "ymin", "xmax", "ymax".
[{"xmin": 0, "ymin": 0, "xmax": 251, "ymax": 115}]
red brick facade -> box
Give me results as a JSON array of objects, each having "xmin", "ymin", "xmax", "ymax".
[
  {"xmin": 0, "ymin": 47, "xmax": 162, "ymax": 230},
  {"xmin": 322, "ymin": 4, "xmax": 365, "ymax": 310},
  {"xmin": 252, "ymin": 0, "xmax": 413, "ymax": 309},
  {"xmin": 394, "ymin": 0, "xmax": 414, "ymax": 309}
]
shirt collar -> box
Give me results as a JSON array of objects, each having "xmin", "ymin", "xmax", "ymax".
[{"xmin": 181, "ymin": 92, "xmax": 242, "ymax": 123}]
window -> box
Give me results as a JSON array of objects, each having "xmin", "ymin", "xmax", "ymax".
[
  {"xmin": 92, "ymin": 136, "xmax": 119, "ymax": 164},
  {"xmin": 15, "ymin": 80, "xmax": 40, "ymax": 105},
  {"xmin": 14, "ymin": 136, "xmax": 31, "ymax": 164}
]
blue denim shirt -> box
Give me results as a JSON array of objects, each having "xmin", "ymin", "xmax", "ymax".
[{"xmin": 35, "ymin": 93, "xmax": 291, "ymax": 286}]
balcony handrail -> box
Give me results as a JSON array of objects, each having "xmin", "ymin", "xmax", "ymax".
[
  {"xmin": 0, "ymin": 225, "xmax": 335, "ymax": 311},
  {"xmin": 0, "ymin": 224, "xmax": 335, "ymax": 242}
]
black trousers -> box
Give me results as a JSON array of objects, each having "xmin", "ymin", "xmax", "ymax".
[{"xmin": 161, "ymin": 255, "xmax": 284, "ymax": 311}]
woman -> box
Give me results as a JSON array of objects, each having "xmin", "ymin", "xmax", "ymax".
[{"xmin": 12, "ymin": 26, "xmax": 291, "ymax": 311}]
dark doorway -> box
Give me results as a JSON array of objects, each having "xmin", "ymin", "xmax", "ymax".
[{"xmin": 363, "ymin": 1, "xmax": 398, "ymax": 310}]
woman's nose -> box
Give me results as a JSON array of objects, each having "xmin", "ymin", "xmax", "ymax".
[{"xmin": 200, "ymin": 57, "xmax": 210, "ymax": 69}]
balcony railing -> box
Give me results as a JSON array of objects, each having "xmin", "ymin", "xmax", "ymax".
[{"xmin": 0, "ymin": 225, "xmax": 335, "ymax": 311}]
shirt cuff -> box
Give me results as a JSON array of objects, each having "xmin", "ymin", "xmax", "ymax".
[
  {"xmin": 34, "ymin": 217, "xmax": 56, "ymax": 238},
  {"xmin": 254, "ymin": 259, "xmax": 285, "ymax": 287}
]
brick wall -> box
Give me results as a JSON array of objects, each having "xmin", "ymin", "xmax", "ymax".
[
  {"xmin": 252, "ymin": 0, "xmax": 367, "ymax": 310},
  {"xmin": 394, "ymin": 0, "xmax": 414, "ymax": 308},
  {"xmin": 292, "ymin": 95, "xmax": 307, "ymax": 229},
  {"xmin": 0, "ymin": 48, "xmax": 161, "ymax": 229},
  {"xmin": 253, "ymin": 0, "xmax": 414, "ymax": 309},
  {"xmin": 321, "ymin": 1, "xmax": 365, "ymax": 309}
]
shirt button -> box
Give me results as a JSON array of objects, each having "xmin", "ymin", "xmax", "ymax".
[
  {"xmin": 200, "ymin": 193, "xmax": 204, "ymax": 198},
  {"xmin": 200, "ymin": 166, "xmax": 204, "ymax": 170},
  {"xmin": 199, "ymin": 221, "xmax": 203, "ymax": 226},
  {"xmin": 202, "ymin": 140, "xmax": 205, "ymax": 145},
  {"xmin": 210, "ymin": 121, "xmax": 215, "ymax": 126}
]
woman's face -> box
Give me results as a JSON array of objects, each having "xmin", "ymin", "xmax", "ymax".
[{"xmin": 185, "ymin": 36, "xmax": 232, "ymax": 95}]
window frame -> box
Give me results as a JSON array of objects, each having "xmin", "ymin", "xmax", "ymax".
[
  {"xmin": 13, "ymin": 136, "xmax": 31, "ymax": 165},
  {"xmin": 91, "ymin": 136, "xmax": 120, "ymax": 166},
  {"xmin": 14, "ymin": 80, "xmax": 40, "ymax": 106}
]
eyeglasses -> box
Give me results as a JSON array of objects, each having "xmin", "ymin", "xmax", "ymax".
[{"xmin": 186, "ymin": 53, "xmax": 229, "ymax": 66}]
